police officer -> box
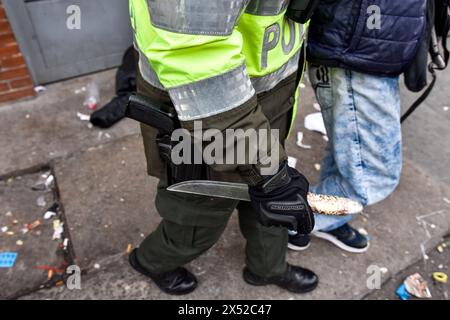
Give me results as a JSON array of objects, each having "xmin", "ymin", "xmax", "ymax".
[{"xmin": 128, "ymin": 0, "xmax": 318, "ymax": 295}]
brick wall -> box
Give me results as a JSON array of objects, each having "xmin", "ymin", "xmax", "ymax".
[{"xmin": 0, "ymin": 1, "xmax": 35, "ymax": 103}]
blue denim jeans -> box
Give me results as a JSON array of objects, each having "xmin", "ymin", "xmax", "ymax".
[{"xmin": 308, "ymin": 65, "xmax": 402, "ymax": 232}]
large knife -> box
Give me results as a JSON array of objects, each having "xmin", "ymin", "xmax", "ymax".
[{"xmin": 168, "ymin": 180, "xmax": 363, "ymax": 216}]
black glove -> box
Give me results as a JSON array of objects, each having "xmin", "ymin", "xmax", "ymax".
[{"xmin": 248, "ymin": 162, "xmax": 314, "ymax": 234}]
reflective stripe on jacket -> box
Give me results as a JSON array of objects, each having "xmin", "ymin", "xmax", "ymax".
[{"xmin": 129, "ymin": 0, "xmax": 307, "ymax": 121}]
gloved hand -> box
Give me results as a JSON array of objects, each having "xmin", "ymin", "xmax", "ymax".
[{"xmin": 248, "ymin": 161, "xmax": 314, "ymax": 234}]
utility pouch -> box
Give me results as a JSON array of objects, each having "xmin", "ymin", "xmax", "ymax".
[
  {"xmin": 126, "ymin": 94, "xmax": 179, "ymax": 133},
  {"xmin": 286, "ymin": 0, "xmax": 321, "ymax": 24},
  {"xmin": 155, "ymin": 134, "xmax": 205, "ymax": 184},
  {"xmin": 126, "ymin": 94, "xmax": 205, "ymax": 184}
]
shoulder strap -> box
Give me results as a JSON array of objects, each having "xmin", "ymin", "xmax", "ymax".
[
  {"xmin": 401, "ymin": 0, "xmax": 449, "ymax": 123},
  {"xmin": 401, "ymin": 67, "xmax": 437, "ymax": 123}
]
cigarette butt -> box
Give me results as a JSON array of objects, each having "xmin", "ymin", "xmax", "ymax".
[
  {"xmin": 28, "ymin": 220, "xmax": 41, "ymax": 230},
  {"xmin": 55, "ymin": 281, "xmax": 65, "ymax": 287},
  {"xmin": 48, "ymin": 269, "xmax": 54, "ymax": 280},
  {"xmin": 126, "ymin": 244, "xmax": 133, "ymax": 254}
]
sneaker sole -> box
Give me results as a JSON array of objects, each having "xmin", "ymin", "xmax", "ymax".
[
  {"xmin": 312, "ymin": 231, "xmax": 369, "ymax": 254},
  {"xmin": 287, "ymin": 242, "xmax": 311, "ymax": 251}
]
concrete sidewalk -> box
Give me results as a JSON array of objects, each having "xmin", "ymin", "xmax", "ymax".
[{"xmin": 1, "ymin": 68, "xmax": 449, "ymax": 300}]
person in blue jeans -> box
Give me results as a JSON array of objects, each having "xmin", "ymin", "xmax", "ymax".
[
  {"xmin": 288, "ymin": 0, "xmax": 427, "ymax": 253},
  {"xmin": 288, "ymin": 66, "xmax": 402, "ymax": 253}
]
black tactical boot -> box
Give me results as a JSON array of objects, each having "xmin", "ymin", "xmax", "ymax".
[
  {"xmin": 129, "ymin": 249, "xmax": 197, "ymax": 295},
  {"xmin": 243, "ymin": 264, "xmax": 318, "ymax": 294}
]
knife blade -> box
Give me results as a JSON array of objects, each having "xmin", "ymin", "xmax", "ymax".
[{"xmin": 167, "ymin": 180, "xmax": 363, "ymax": 216}]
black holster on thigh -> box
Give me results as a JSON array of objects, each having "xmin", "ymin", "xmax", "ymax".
[{"xmin": 126, "ymin": 94, "xmax": 206, "ymax": 184}]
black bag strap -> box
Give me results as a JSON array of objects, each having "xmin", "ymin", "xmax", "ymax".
[
  {"xmin": 401, "ymin": 66, "xmax": 437, "ymax": 123},
  {"xmin": 439, "ymin": 2, "xmax": 450, "ymax": 66},
  {"xmin": 401, "ymin": 0, "xmax": 449, "ymax": 123}
]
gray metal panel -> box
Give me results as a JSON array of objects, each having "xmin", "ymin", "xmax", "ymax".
[{"xmin": 3, "ymin": 0, "xmax": 132, "ymax": 84}]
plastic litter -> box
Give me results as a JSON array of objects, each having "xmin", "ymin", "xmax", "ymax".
[
  {"xmin": 304, "ymin": 112, "xmax": 327, "ymax": 136},
  {"xmin": 296, "ymin": 132, "xmax": 312, "ymax": 149},
  {"xmin": 77, "ymin": 112, "xmax": 91, "ymax": 122},
  {"xmin": 1, "ymin": 226, "xmax": 8, "ymax": 233},
  {"xmin": 432, "ymin": 272, "xmax": 448, "ymax": 284},
  {"xmin": 34, "ymin": 86, "xmax": 47, "ymax": 93},
  {"xmin": 63, "ymin": 238, "xmax": 69, "ymax": 251},
  {"xmin": 288, "ymin": 156, "xmax": 298, "ymax": 168},
  {"xmin": 36, "ymin": 195, "xmax": 47, "ymax": 207},
  {"xmin": 0, "ymin": 252, "xmax": 18, "ymax": 268},
  {"xmin": 74, "ymin": 86, "xmax": 86, "ymax": 95},
  {"xmin": 396, "ymin": 283, "xmax": 411, "ymax": 300},
  {"xmin": 44, "ymin": 174, "xmax": 54, "ymax": 189},
  {"xmin": 43, "ymin": 203, "xmax": 58, "ymax": 220},
  {"xmin": 52, "ymin": 219, "xmax": 64, "ymax": 240},
  {"xmin": 97, "ymin": 132, "xmax": 112, "ymax": 140},
  {"xmin": 32, "ymin": 172, "xmax": 54, "ymax": 191},
  {"xmin": 44, "ymin": 211, "xmax": 56, "ymax": 220},
  {"xmin": 404, "ymin": 273, "xmax": 432, "ymax": 298},
  {"xmin": 379, "ymin": 267, "xmax": 388, "ymax": 274},
  {"xmin": 83, "ymin": 82, "xmax": 100, "ymax": 110}
]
